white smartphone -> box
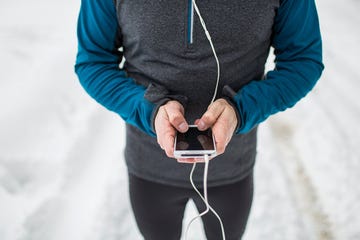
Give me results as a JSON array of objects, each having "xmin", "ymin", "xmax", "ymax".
[{"xmin": 173, "ymin": 125, "xmax": 217, "ymax": 159}]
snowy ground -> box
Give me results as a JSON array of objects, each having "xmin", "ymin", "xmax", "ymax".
[{"xmin": 0, "ymin": 0, "xmax": 359, "ymax": 239}]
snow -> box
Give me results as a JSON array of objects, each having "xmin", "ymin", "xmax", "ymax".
[{"xmin": 0, "ymin": 0, "xmax": 359, "ymax": 239}]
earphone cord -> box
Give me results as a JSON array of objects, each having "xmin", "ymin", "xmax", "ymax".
[
  {"xmin": 185, "ymin": 155, "xmax": 226, "ymax": 240},
  {"xmin": 192, "ymin": 0, "xmax": 220, "ymax": 105},
  {"xmin": 184, "ymin": 1, "xmax": 225, "ymax": 240}
]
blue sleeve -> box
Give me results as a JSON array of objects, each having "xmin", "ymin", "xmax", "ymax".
[
  {"xmin": 233, "ymin": 0, "xmax": 324, "ymax": 134},
  {"xmin": 74, "ymin": 0, "xmax": 156, "ymax": 136}
]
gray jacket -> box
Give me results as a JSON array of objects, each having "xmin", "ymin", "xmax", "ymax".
[
  {"xmin": 118, "ymin": 0, "xmax": 277, "ymax": 187},
  {"xmin": 76, "ymin": 0, "xmax": 323, "ymax": 188}
]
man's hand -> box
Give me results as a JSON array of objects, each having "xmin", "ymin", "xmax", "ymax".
[
  {"xmin": 154, "ymin": 100, "xmax": 189, "ymax": 158},
  {"xmin": 195, "ymin": 99, "xmax": 238, "ymax": 155}
]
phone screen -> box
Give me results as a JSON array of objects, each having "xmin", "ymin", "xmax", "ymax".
[{"xmin": 175, "ymin": 127, "xmax": 215, "ymax": 151}]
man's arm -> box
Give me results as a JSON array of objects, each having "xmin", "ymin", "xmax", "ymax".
[
  {"xmin": 75, "ymin": 0, "xmax": 156, "ymax": 136},
  {"xmin": 229, "ymin": 0, "xmax": 324, "ymax": 133}
]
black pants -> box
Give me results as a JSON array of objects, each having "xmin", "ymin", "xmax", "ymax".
[{"xmin": 129, "ymin": 172, "xmax": 253, "ymax": 240}]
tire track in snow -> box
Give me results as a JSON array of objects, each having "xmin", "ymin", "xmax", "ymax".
[{"xmin": 269, "ymin": 119, "xmax": 335, "ymax": 240}]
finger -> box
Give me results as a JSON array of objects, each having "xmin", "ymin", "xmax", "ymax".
[
  {"xmin": 210, "ymin": 100, "xmax": 238, "ymax": 155},
  {"xmin": 154, "ymin": 106, "xmax": 177, "ymax": 157},
  {"xmin": 157, "ymin": 126, "xmax": 176, "ymax": 157},
  {"xmin": 177, "ymin": 158, "xmax": 207, "ymax": 163},
  {"xmin": 165, "ymin": 102, "xmax": 188, "ymax": 133},
  {"xmin": 214, "ymin": 139, "xmax": 226, "ymax": 155},
  {"xmin": 198, "ymin": 100, "xmax": 226, "ymax": 130},
  {"xmin": 194, "ymin": 158, "xmax": 206, "ymax": 163},
  {"xmin": 162, "ymin": 128, "xmax": 176, "ymax": 158},
  {"xmin": 177, "ymin": 158, "xmax": 197, "ymax": 164},
  {"xmin": 165, "ymin": 147, "xmax": 175, "ymax": 158},
  {"xmin": 155, "ymin": 106, "xmax": 172, "ymax": 146},
  {"xmin": 212, "ymin": 123, "xmax": 229, "ymax": 155}
]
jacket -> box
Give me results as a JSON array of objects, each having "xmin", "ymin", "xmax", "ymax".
[{"xmin": 75, "ymin": 0, "xmax": 324, "ymax": 187}]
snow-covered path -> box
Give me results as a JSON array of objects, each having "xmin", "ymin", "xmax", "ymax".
[{"xmin": 0, "ymin": 0, "xmax": 359, "ymax": 239}]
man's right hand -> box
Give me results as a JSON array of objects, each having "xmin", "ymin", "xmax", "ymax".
[{"xmin": 154, "ymin": 100, "xmax": 189, "ymax": 158}]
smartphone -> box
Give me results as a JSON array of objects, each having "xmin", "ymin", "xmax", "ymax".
[{"xmin": 173, "ymin": 125, "xmax": 216, "ymax": 159}]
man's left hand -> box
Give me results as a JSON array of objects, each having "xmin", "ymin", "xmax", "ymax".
[{"xmin": 195, "ymin": 98, "xmax": 238, "ymax": 156}]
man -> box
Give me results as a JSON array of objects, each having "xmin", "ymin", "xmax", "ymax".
[{"xmin": 75, "ymin": 0, "xmax": 323, "ymax": 239}]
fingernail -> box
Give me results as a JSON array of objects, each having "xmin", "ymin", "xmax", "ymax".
[
  {"xmin": 198, "ymin": 120, "xmax": 205, "ymax": 130},
  {"xmin": 179, "ymin": 122, "xmax": 187, "ymax": 132}
]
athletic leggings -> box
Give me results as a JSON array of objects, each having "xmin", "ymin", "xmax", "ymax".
[{"xmin": 128, "ymin": 172, "xmax": 253, "ymax": 240}]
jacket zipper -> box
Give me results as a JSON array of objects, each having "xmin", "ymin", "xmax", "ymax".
[{"xmin": 187, "ymin": 0, "xmax": 194, "ymax": 44}]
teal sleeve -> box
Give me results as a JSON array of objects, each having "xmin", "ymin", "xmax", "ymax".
[
  {"xmin": 233, "ymin": 0, "xmax": 324, "ymax": 134},
  {"xmin": 74, "ymin": 0, "xmax": 156, "ymax": 136}
]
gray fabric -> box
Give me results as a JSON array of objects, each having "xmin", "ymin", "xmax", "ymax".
[{"xmin": 116, "ymin": 0, "xmax": 280, "ymax": 187}]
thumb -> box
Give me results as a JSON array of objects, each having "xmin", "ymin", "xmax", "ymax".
[{"xmin": 198, "ymin": 100, "xmax": 225, "ymax": 130}]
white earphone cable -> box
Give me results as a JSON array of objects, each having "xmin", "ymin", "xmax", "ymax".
[
  {"xmin": 184, "ymin": 1, "xmax": 225, "ymax": 240},
  {"xmin": 192, "ymin": 0, "xmax": 220, "ymax": 104},
  {"xmin": 184, "ymin": 155, "xmax": 226, "ymax": 240}
]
